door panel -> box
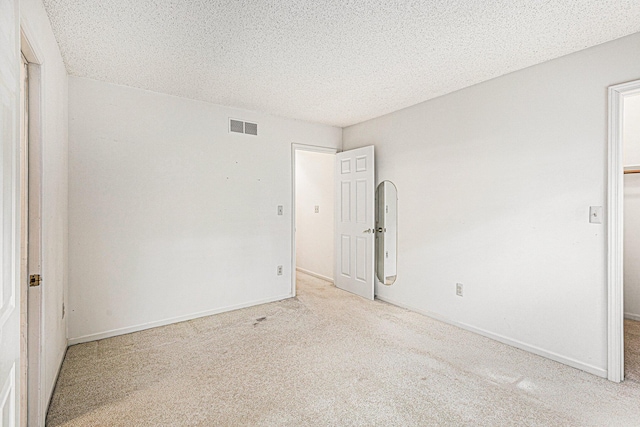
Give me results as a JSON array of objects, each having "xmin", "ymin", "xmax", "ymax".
[
  {"xmin": 356, "ymin": 180, "xmax": 367, "ymax": 223},
  {"xmin": 355, "ymin": 237, "xmax": 366, "ymax": 281},
  {"xmin": 1, "ymin": 2, "xmax": 21, "ymax": 425},
  {"xmin": 340, "ymin": 235, "xmax": 351, "ymax": 277},
  {"xmin": 340, "ymin": 158, "xmax": 351, "ymax": 174},
  {"xmin": 341, "ymin": 182, "xmax": 350, "ymax": 221},
  {"xmin": 334, "ymin": 146, "xmax": 375, "ymax": 300}
]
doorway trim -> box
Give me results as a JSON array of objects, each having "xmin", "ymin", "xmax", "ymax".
[
  {"xmin": 291, "ymin": 143, "xmax": 337, "ymax": 297},
  {"xmin": 607, "ymin": 79, "xmax": 640, "ymax": 383},
  {"xmin": 19, "ymin": 21, "xmax": 45, "ymax": 426}
]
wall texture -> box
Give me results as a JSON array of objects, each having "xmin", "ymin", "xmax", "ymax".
[
  {"xmin": 21, "ymin": 0, "xmax": 69, "ymax": 420},
  {"xmin": 624, "ymin": 94, "xmax": 640, "ymax": 321},
  {"xmin": 343, "ymin": 32, "xmax": 640, "ymax": 377},
  {"xmin": 68, "ymin": 77, "xmax": 341, "ymax": 343},
  {"xmin": 295, "ymin": 150, "xmax": 334, "ymax": 281}
]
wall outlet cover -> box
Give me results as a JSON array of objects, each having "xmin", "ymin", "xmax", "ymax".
[{"xmin": 589, "ymin": 206, "xmax": 603, "ymax": 224}]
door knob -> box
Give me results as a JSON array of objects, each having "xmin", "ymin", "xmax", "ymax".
[{"xmin": 363, "ymin": 228, "xmax": 373, "ymax": 234}]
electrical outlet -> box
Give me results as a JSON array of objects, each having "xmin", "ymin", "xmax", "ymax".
[
  {"xmin": 277, "ymin": 265, "xmax": 283, "ymax": 275},
  {"xmin": 456, "ymin": 283, "xmax": 463, "ymax": 297},
  {"xmin": 277, "ymin": 205, "xmax": 283, "ymax": 216},
  {"xmin": 314, "ymin": 205, "xmax": 320, "ymax": 213}
]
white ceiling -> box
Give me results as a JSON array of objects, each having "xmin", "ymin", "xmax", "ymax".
[{"xmin": 43, "ymin": 0, "xmax": 640, "ymax": 127}]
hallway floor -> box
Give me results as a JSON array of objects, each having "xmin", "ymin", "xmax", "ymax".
[
  {"xmin": 626, "ymin": 318, "xmax": 640, "ymax": 383},
  {"xmin": 48, "ymin": 273, "xmax": 640, "ymax": 426}
]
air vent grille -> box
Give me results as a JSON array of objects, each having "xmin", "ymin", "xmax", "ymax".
[
  {"xmin": 229, "ymin": 119, "xmax": 244, "ymax": 134},
  {"xmin": 229, "ymin": 118, "xmax": 258, "ymax": 136},
  {"xmin": 244, "ymin": 122, "xmax": 258, "ymax": 136}
]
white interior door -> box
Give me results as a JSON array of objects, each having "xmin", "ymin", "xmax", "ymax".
[
  {"xmin": 334, "ymin": 146, "xmax": 375, "ymax": 300},
  {"xmin": 1, "ymin": 19, "xmax": 21, "ymax": 427}
]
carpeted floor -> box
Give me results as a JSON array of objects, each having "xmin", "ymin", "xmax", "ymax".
[
  {"xmin": 626, "ymin": 318, "xmax": 640, "ymax": 383},
  {"xmin": 47, "ymin": 273, "xmax": 640, "ymax": 426}
]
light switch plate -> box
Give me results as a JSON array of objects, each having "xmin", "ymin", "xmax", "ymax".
[
  {"xmin": 277, "ymin": 205, "xmax": 283, "ymax": 216},
  {"xmin": 589, "ymin": 206, "xmax": 603, "ymax": 224}
]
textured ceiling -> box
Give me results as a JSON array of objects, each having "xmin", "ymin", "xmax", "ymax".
[{"xmin": 43, "ymin": 0, "xmax": 640, "ymax": 127}]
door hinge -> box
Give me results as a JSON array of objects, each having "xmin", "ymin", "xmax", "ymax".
[{"xmin": 29, "ymin": 274, "xmax": 41, "ymax": 287}]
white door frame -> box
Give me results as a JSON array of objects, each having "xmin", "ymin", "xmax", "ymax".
[
  {"xmin": 19, "ymin": 22, "xmax": 45, "ymax": 426},
  {"xmin": 607, "ymin": 79, "xmax": 640, "ymax": 383},
  {"xmin": 19, "ymin": 50, "xmax": 30, "ymax": 427},
  {"xmin": 290, "ymin": 143, "xmax": 337, "ymax": 297}
]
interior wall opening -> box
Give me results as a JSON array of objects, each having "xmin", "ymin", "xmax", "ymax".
[
  {"xmin": 293, "ymin": 148, "xmax": 336, "ymax": 293},
  {"xmin": 623, "ymin": 93, "xmax": 640, "ymax": 382}
]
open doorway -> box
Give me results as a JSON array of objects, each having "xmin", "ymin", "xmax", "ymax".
[
  {"xmin": 608, "ymin": 79, "xmax": 640, "ymax": 383},
  {"xmin": 291, "ymin": 145, "xmax": 336, "ymax": 295},
  {"xmin": 623, "ymin": 93, "xmax": 640, "ymax": 383}
]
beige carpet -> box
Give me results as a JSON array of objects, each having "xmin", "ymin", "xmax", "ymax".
[
  {"xmin": 48, "ymin": 273, "xmax": 640, "ymax": 426},
  {"xmin": 626, "ymin": 318, "xmax": 640, "ymax": 383}
]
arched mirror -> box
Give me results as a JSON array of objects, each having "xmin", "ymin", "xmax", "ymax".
[{"xmin": 376, "ymin": 181, "xmax": 397, "ymax": 285}]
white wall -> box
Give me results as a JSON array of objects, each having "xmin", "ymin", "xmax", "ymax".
[
  {"xmin": 20, "ymin": 0, "xmax": 69, "ymax": 419},
  {"xmin": 623, "ymin": 95, "xmax": 640, "ymax": 167},
  {"xmin": 343, "ymin": 32, "xmax": 640, "ymax": 377},
  {"xmin": 68, "ymin": 77, "xmax": 341, "ymax": 343},
  {"xmin": 295, "ymin": 150, "xmax": 334, "ymax": 281},
  {"xmin": 624, "ymin": 94, "xmax": 640, "ymax": 321}
]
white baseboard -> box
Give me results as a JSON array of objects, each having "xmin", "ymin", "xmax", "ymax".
[
  {"xmin": 625, "ymin": 312, "xmax": 640, "ymax": 322},
  {"xmin": 68, "ymin": 294, "xmax": 292, "ymax": 345},
  {"xmin": 45, "ymin": 345, "xmax": 68, "ymax": 420},
  {"xmin": 296, "ymin": 267, "xmax": 333, "ymax": 283},
  {"xmin": 376, "ymin": 295, "xmax": 607, "ymax": 379}
]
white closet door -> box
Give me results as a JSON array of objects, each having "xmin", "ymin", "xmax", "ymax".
[
  {"xmin": 0, "ymin": 19, "xmax": 21, "ymax": 427},
  {"xmin": 334, "ymin": 146, "xmax": 375, "ymax": 300}
]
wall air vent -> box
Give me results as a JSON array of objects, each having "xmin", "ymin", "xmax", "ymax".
[
  {"xmin": 229, "ymin": 119, "xmax": 244, "ymax": 134},
  {"xmin": 229, "ymin": 118, "xmax": 258, "ymax": 136},
  {"xmin": 244, "ymin": 122, "xmax": 258, "ymax": 136}
]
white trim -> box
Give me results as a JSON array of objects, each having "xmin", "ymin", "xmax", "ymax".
[
  {"xmin": 291, "ymin": 143, "xmax": 337, "ymax": 298},
  {"xmin": 607, "ymin": 79, "xmax": 640, "ymax": 383},
  {"xmin": 19, "ymin": 20, "xmax": 44, "ymax": 65},
  {"xmin": 624, "ymin": 313, "xmax": 640, "ymax": 322},
  {"xmin": 68, "ymin": 294, "xmax": 292, "ymax": 345},
  {"xmin": 377, "ymin": 295, "xmax": 607, "ymax": 378},
  {"xmin": 44, "ymin": 346, "xmax": 66, "ymax": 419},
  {"xmin": 296, "ymin": 267, "xmax": 334, "ymax": 283},
  {"xmin": 19, "ymin": 22, "xmax": 46, "ymax": 427},
  {"xmin": 28, "ymin": 71, "xmax": 44, "ymax": 427},
  {"xmin": 18, "ymin": 50, "xmax": 29, "ymax": 427},
  {"xmin": 26, "ymin": 60, "xmax": 44, "ymax": 427}
]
